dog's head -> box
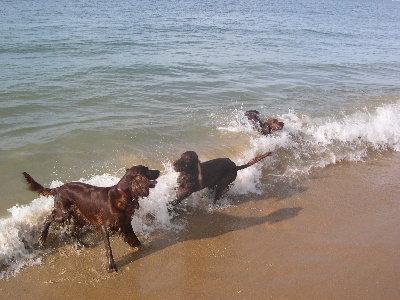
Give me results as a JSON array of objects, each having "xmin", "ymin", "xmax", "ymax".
[
  {"xmin": 262, "ymin": 118, "xmax": 284, "ymax": 134},
  {"xmin": 173, "ymin": 151, "xmax": 199, "ymax": 173},
  {"xmin": 119, "ymin": 165, "xmax": 160, "ymax": 199},
  {"xmin": 128, "ymin": 165, "xmax": 160, "ymax": 187},
  {"xmin": 131, "ymin": 174, "xmax": 151, "ymax": 198}
]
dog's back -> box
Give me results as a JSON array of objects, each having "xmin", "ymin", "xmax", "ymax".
[
  {"xmin": 56, "ymin": 182, "xmax": 115, "ymax": 226},
  {"xmin": 200, "ymin": 158, "xmax": 237, "ymax": 188},
  {"xmin": 23, "ymin": 172, "xmax": 115, "ymax": 226}
]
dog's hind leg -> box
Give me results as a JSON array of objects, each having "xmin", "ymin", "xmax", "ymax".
[
  {"xmin": 38, "ymin": 196, "xmax": 71, "ymax": 246},
  {"xmin": 38, "ymin": 213, "xmax": 54, "ymax": 246},
  {"xmin": 213, "ymin": 184, "xmax": 229, "ymax": 204},
  {"xmin": 213, "ymin": 174, "xmax": 237, "ymax": 204},
  {"xmin": 38, "ymin": 211, "xmax": 71, "ymax": 246}
]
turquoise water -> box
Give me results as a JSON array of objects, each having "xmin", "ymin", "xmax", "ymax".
[{"xmin": 0, "ymin": 0, "xmax": 400, "ymax": 278}]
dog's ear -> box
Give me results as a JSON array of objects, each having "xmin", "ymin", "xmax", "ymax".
[
  {"xmin": 188, "ymin": 151, "xmax": 199, "ymax": 163},
  {"xmin": 131, "ymin": 175, "xmax": 149, "ymax": 198}
]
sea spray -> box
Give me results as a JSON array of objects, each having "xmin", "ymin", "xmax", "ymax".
[
  {"xmin": 224, "ymin": 102, "xmax": 400, "ymax": 178},
  {"xmin": 0, "ymin": 196, "xmax": 52, "ymax": 279},
  {"xmin": 131, "ymin": 161, "xmax": 182, "ymax": 237}
]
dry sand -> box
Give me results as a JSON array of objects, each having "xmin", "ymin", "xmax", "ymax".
[{"xmin": 1, "ymin": 153, "xmax": 400, "ymax": 300}]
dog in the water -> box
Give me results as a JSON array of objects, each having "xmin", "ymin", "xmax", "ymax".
[
  {"xmin": 244, "ymin": 110, "xmax": 284, "ymax": 135},
  {"xmin": 23, "ymin": 165, "xmax": 160, "ymax": 273},
  {"xmin": 171, "ymin": 150, "xmax": 272, "ymax": 206}
]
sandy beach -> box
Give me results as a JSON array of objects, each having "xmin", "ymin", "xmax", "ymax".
[{"xmin": 1, "ymin": 152, "xmax": 399, "ymax": 299}]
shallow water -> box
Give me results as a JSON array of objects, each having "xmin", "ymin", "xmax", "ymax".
[{"xmin": 1, "ymin": 153, "xmax": 399, "ymax": 299}]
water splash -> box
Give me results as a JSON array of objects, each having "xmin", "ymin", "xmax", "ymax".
[{"xmin": 1, "ymin": 100, "xmax": 399, "ymax": 279}]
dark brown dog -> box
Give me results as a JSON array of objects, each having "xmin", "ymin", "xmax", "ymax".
[
  {"xmin": 23, "ymin": 165, "xmax": 160, "ymax": 273},
  {"xmin": 245, "ymin": 110, "xmax": 284, "ymax": 135},
  {"xmin": 171, "ymin": 151, "xmax": 272, "ymax": 206}
]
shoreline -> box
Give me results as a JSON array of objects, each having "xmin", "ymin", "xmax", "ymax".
[{"xmin": 1, "ymin": 152, "xmax": 400, "ymax": 299}]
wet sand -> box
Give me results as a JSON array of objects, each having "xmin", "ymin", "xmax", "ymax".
[{"xmin": 1, "ymin": 153, "xmax": 400, "ymax": 299}]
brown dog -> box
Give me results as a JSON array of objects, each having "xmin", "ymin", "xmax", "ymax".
[
  {"xmin": 245, "ymin": 110, "xmax": 284, "ymax": 135},
  {"xmin": 23, "ymin": 165, "xmax": 160, "ymax": 272},
  {"xmin": 171, "ymin": 151, "xmax": 272, "ymax": 206}
]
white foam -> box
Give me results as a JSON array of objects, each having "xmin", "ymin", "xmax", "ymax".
[
  {"xmin": 0, "ymin": 196, "xmax": 53, "ymax": 279},
  {"xmin": 223, "ymin": 101, "xmax": 400, "ymax": 177},
  {"xmin": 131, "ymin": 162, "xmax": 182, "ymax": 237}
]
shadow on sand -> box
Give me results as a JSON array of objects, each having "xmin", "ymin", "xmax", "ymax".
[{"xmin": 116, "ymin": 205, "xmax": 302, "ymax": 270}]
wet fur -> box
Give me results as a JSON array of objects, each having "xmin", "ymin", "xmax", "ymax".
[
  {"xmin": 23, "ymin": 165, "xmax": 160, "ymax": 273},
  {"xmin": 245, "ymin": 110, "xmax": 284, "ymax": 135},
  {"xmin": 171, "ymin": 151, "xmax": 272, "ymax": 206}
]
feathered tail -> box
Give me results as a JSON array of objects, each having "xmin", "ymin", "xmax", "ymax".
[
  {"xmin": 22, "ymin": 172, "xmax": 53, "ymax": 196},
  {"xmin": 236, "ymin": 152, "xmax": 272, "ymax": 171}
]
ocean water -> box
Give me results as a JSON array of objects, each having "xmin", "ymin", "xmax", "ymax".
[{"xmin": 1, "ymin": 0, "xmax": 400, "ymax": 278}]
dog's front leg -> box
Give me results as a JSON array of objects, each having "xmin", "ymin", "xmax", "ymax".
[
  {"xmin": 170, "ymin": 191, "xmax": 190, "ymax": 207},
  {"xmin": 100, "ymin": 225, "xmax": 117, "ymax": 272},
  {"xmin": 170, "ymin": 183, "xmax": 196, "ymax": 207}
]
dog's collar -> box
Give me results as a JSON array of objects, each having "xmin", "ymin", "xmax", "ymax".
[{"xmin": 118, "ymin": 188, "xmax": 130, "ymax": 199}]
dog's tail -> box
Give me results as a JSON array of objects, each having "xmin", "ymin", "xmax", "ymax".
[
  {"xmin": 22, "ymin": 172, "xmax": 54, "ymax": 196},
  {"xmin": 236, "ymin": 152, "xmax": 272, "ymax": 171}
]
